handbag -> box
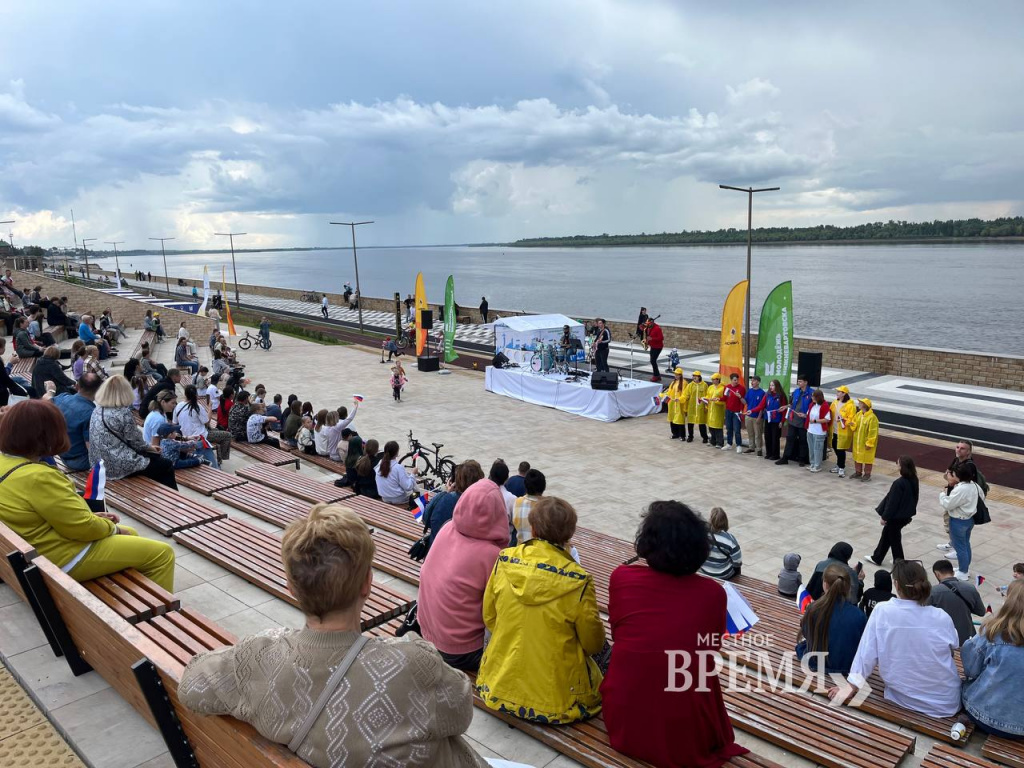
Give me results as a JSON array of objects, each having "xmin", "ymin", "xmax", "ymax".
[
  {"xmin": 287, "ymin": 636, "xmax": 367, "ymax": 754},
  {"xmin": 394, "ymin": 602, "xmax": 421, "ymax": 637},
  {"xmin": 974, "ymin": 494, "xmax": 991, "ymax": 525}
]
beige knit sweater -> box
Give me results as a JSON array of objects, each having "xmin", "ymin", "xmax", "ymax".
[{"xmin": 179, "ymin": 629, "xmax": 486, "ymax": 767}]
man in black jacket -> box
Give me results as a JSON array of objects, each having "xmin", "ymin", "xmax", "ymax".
[
  {"xmin": 930, "ymin": 559, "xmax": 985, "ymax": 646},
  {"xmin": 139, "ymin": 369, "xmax": 181, "ymax": 414}
]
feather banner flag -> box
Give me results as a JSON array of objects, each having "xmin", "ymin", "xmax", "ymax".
[
  {"xmin": 719, "ymin": 280, "xmax": 748, "ymax": 386},
  {"xmin": 83, "ymin": 460, "xmax": 106, "ymax": 501},
  {"xmin": 414, "ymin": 272, "xmax": 428, "ymax": 356},
  {"xmin": 222, "ymin": 266, "xmax": 236, "ymax": 337},
  {"xmin": 198, "ymin": 265, "xmax": 210, "ymax": 316}
]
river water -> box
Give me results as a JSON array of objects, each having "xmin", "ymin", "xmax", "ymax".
[{"xmin": 93, "ymin": 242, "xmax": 1024, "ymax": 355}]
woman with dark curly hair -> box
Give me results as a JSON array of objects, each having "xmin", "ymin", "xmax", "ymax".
[{"xmin": 600, "ymin": 500, "xmax": 748, "ymax": 767}]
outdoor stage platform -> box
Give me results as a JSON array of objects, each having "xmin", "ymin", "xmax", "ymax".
[{"xmin": 484, "ymin": 366, "xmax": 662, "ymax": 422}]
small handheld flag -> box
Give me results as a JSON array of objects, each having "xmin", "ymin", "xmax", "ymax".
[
  {"xmin": 975, "ymin": 575, "xmax": 986, "ymax": 588},
  {"xmin": 413, "ymin": 492, "xmax": 430, "ymax": 523},
  {"xmin": 198, "ymin": 435, "xmax": 212, "ymax": 450},
  {"xmin": 352, "ymin": 394, "xmax": 364, "ymax": 403},
  {"xmin": 83, "ymin": 460, "xmax": 106, "ymax": 502},
  {"xmin": 987, "ymin": 605, "xmax": 993, "ymax": 614},
  {"xmin": 722, "ymin": 582, "xmax": 759, "ymax": 635},
  {"xmin": 796, "ymin": 586, "xmax": 813, "ymax": 614}
]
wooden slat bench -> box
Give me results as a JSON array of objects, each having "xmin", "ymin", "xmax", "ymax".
[
  {"xmin": 983, "ymin": 735, "xmax": 1024, "ymax": 767},
  {"xmin": 174, "ymin": 464, "xmax": 249, "ymax": 496},
  {"xmin": 82, "ymin": 569, "xmax": 180, "ymax": 625},
  {"xmin": 236, "ymin": 463, "xmax": 352, "ymax": 504},
  {"xmin": 290, "ymin": 450, "xmax": 347, "ymax": 476},
  {"xmin": 134, "ymin": 607, "xmax": 237, "ymax": 667},
  {"xmin": 130, "ymin": 329, "xmax": 155, "ymax": 360},
  {"xmin": 102, "ymin": 475, "xmax": 227, "ymax": 535},
  {"xmin": 232, "ymin": 440, "xmax": 300, "ymax": 468},
  {"xmin": 339, "ymin": 494, "xmax": 423, "ymax": 540},
  {"xmin": 24, "ymin": 555, "xmax": 313, "ymax": 767},
  {"xmin": 212, "ymin": 483, "xmax": 312, "ymax": 528},
  {"xmin": 9, "ymin": 355, "xmax": 36, "ymax": 378},
  {"xmin": 927, "ymin": 743, "xmax": 1001, "ymax": 767},
  {"xmin": 172, "ymin": 517, "xmax": 413, "ymax": 629},
  {"xmin": 0, "ymin": 520, "xmax": 37, "ymax": 601}
]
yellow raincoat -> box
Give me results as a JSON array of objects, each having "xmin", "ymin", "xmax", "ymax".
[
  {"xmin": 705, "ymin": 383, "xmax": 727, "ymax": 429},
  {"xmin": 661, "ymin": 378, "xmax": 687, "ymax": 425},
  {"xmin": 683, "ymin": 379, "xmax": 708, "ymax": 424},
  {"xmin": 852, "ymin": 407, "xmax": 879, "ymax": 464},
  {"xmin": 476, "ymin": 539, "xmax": 606, "ymax": 724},
  {"xmin": 830, "ymin": 398, "xmax": 857, "ymax": 451}
]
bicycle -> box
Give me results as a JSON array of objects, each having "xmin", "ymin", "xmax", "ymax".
[
  {"xmin": 236, "ymin": 330, "xmax": 272, "ymax": 350},
  {"xmin": 399, "ymin": 430, "xmax": 456, "ymax": 490},
  {"xmin": 395, "ymin": 321, "xmax": 415, "ymax": 350}
]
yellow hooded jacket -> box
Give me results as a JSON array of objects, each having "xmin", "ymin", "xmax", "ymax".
[
  {"xmin": 661, "ymin": 378, "xmax": 687, "ymax": 425},
  {"xmin": 705, "ymin": 382, "xmax": 727, "ymax": 429},
  {"xmin": 476, "ymin": 539, "xmax": 606, "ymax": 724},
  {"xmin": 852, "ymin": 407, "xmax": 880, "ymax": 464},
  {"xmin": 683, "ymin": 380, "xmax": 708, "ymax": 424},
  {"xmin": 830, "ymin": 398, "xmax": 857, "ymax": 451}
]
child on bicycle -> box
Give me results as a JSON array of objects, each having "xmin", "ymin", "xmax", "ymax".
[{"xmin": 390, "ymin": 364, "xmax": 407, "ymax": 402}]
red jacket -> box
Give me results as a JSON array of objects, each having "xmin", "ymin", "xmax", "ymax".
[
  {"xmin": 724, "ymin": 383, "xmax": 746, "ymax": 412},
  {"xmin": 646, "ymin": 323, "xmax": 664, "ymax": 349},
  {"xmin": 804, "ymin": 402, "xmax": 832, "ymax": 430}
]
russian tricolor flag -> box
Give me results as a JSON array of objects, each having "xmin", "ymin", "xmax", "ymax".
[
  {"xmin": 83, "ymin": 460, "xmax": 106, "ymax": 502},
  {"xmin": 352, "ymin": 394, "xmax": 365, "ymax": 403},
  {"xmin": 413, "ymin": 492, "xmax": 430, "ymax": 523},
  {"xmin": 976, "ymin": 575, "xmax": 986, "ymax": 588},
  {"xmin": 722, "ymin": 582, "xmax": 759, "ymax": 636},
  {"xmin": 796, "ymin": 585, "xmax": 813, "ymax": 614},
  {"xmin": 198, "ymin": 435, "xmax": 212, "ymax": 450}
]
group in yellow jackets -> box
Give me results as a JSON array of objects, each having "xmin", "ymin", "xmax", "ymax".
[
  {"xmin": 851, "ymin": 397, "xmax": 879, "ymax": 481},
  {"xmin": 660, "ymin": 369, "xmax": 710, "ymax": 443},
  {"xmin": 828, "ymin": 386, "xmax": 857, "ymax": 479}
]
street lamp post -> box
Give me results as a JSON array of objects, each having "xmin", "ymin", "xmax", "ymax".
[
  {"xmin": 81, "ymin": 238, "xmax": 97, "ymax": 280},
  {"xmin": 329, "ymin": 220, "xmax": 373, "ymax": 332},
  {"xmin": 213, "ymin": 232, "xmax": 246, "ymax": 306},
  {"xmin": 105, "ymin": 241, "xmax": 125, "ymax": 286},
  {"xmin": 149, "ymin": 237, "xmax": 175, "ymax": 293},
  {"xmin": 718, "ymin": 184, "xmax": 780, "ymax": 382},
  {"xmin": 0, "ymin": 220, "xmax": 13, "ymax": 270}
]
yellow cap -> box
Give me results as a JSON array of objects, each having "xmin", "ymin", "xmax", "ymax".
[
  {"xmin": 692, "ymin": 370, "xmax": 702, "ymax": 378},
  {"xmin": 674, "ymin": 368, "xmax": 684, "ymax": 375},
  {"xmin": 711, "ymin": 372, "xmax": 722, "ymax": 380},
  {"xmin": 836, "ymin": 385, "xmax": 850, "ymax": 395},
  {"xmin": 858, "ymin": 397, "xmax": 873, "ymax": 409}
]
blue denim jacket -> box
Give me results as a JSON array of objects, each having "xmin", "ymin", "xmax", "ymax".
[{"xmin": 962, "ymin": 633, "xmax": 1024, "ymax": 736}]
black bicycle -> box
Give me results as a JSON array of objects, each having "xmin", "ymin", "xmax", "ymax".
[
  {"xmin": 237, "ymin": 330, "xmax": 271, "ymax": 350},
  {"xmin": 399, "ymin": 430, "xmax": 456, "ymax": 489}
]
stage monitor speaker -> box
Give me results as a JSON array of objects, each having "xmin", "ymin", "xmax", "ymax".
[
  {"xmin": 798, "ymin": 351, "xmax": 823, "ymax": 387},
  {"xmin": 417, "ymin": 355, "xmax": 440, "ymax": 372},
  {"xmin": 421, "ymin": 309, "xmax": 433, "ymax": 329},
  {"xmin": 492, "ymin": 352, "xmax": 510, "ymax": 369},
  {"xmin": 591, "ymin": 371, "xmax": 620, "ymax": 391}
]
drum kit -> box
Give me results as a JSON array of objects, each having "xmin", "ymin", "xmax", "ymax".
[{"xmin": 526, "ymin": 337, "xmax": 589, "ymax": 378}]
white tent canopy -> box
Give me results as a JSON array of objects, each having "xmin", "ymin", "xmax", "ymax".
[
  {"xmin": 492, "ymin": 314, "xmax": 582, "ymax": 333},
  {"xmin": 493, "ymin": 314, "xmax": 586, "ymax": 361}
]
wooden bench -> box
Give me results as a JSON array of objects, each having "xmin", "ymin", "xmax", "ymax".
[
  {"xmin": 0, "ymin": 520, "xmax": 37, "ymax": 601},
  {"xmin": 213, "ymin": 483, "xmax": 314, "ymax": 528},
  {"xmin": 134, "ymin": 607, "xmax": 237, "ymax": 667},
  {"xmin": 927, "ymin": 743, "xmax": 1001, "ymax": 767},
  {"xmin": 22, "ymin": 555, "xmax": 312, "ymax": 767},
  {"xmin": 100, "ymin": 475, "xmax": 228, "ymax": 535},
  {"xmin": 9, "ymin": 355, "xmax": 36, "ymax": 378},
  {"xmin": 232, "ymin": 440, "xmax": 300, "ymax": 468},
  {"xmin": 236, "ymin": 463, "xmax": 352, "ymax": 504},
  {"xmin": 339, "ymin": 494, "xmax": 423, "ymax": 540},
  {"xmin": 82, "ymin": 569, "xmax": 180, "ymax": 625},
  {"xmin": 130, "ymin": 329, "xmax": 155, "ymax": 360},
  {"xmin": 290, "ymin": 450, "xmax": 347, "ymax": 476},
  {"xmin": 172, "ymin": 517, "xmax": 413, "ymax": 630},
  {"xmin": 983, "ymin": 735, "xmax": 1024, "ymax": 767},
  {"xmin": 174, "ymin": 464, "xmax": 249, "ymax": 496}
]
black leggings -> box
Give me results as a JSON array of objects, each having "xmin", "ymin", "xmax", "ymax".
[
  {"xmin": 131, "ymin": 455, "xmax": 178, "ymax": 490},
  {"xmin": 832, "ymin": 433, "xmax": 847, "ymax": 469},
  {"xmin": 764, "ymin": 421, "xmax": 782, "ymax": 459},
  {"xmin": 686, "ymin": 423, "xmax": 709, "ymax": 442}
]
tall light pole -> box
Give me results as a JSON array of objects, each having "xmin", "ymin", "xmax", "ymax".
[
  {"xmin": 105, "ymin": 241, "xmax": 125, "ymax": 286},
  {"xmin": 214, "ymin": 232, "xmax": 245, "ymax": 305},
  {"xmin": 149, "ymin": 237, "xmax": 175, "ymax": 293},
  {"xmin": 329, "ymin": 220, "xmax": 373, "ymax": 332},
  {"xmin": 0, "ymin": 220, "xmax": 13, "ymax": 269},
  {"xmin": 81, "ymin": 238, "xmax": 96, "ymax": 279},
  {"xmin": 719, "ymin": 184, "xmax": 780, "ymax": 382}
]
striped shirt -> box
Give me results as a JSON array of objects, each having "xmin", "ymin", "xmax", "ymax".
[
  {"xmin": 699, "ymin": 531, "xmax": 742, "ymax": 579},
  {"xmin": 511, "ymin": 495, "xmax": 541, "ymax": 543}
]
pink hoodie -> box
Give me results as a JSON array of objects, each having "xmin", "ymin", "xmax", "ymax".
[{"xmin": 417, "ymin": 479, "xmax": 511, "ymax": 655}]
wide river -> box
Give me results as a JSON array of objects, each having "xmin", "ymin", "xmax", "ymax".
[{"xmin": 92, "ymin": 242, "xmax": 1024, "ymax": 355}]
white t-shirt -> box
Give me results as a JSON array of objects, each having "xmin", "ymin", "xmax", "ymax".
[
  {"xmin": 178, "ymin": 327, "xmax": 189, "ymax": 340},
  {"xmin": 173, "ymin": 401, "xmax": 210, "ymax": 440},
  {"xmin": 142, "ymin": 411, "xmax": 167, "ymax": 446},
  {"xmin": 322, "ymin": 296, "xmax": 328, "ymax": 308},
  {"xmin": 205, "ymin": 385, "xmax": 221, "ymax": 411},
  {"xmin": 807, "ymin": 403, "xmax": 832, "ymax": 436},
  {"xmin": 246, "ymin": 414, "xmax": 268, "ymax": 443},
  {"xmin": 314, "ymin": 426, "xmax": 329, "ymax": 456}
]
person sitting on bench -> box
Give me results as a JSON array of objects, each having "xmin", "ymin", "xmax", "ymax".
[
  {"xmin": 179, "ymin": 504, "xmax": 485, "ymax": 767},
  {"xmin": 0, "ymin": 400, "xmax": 175, "ymax": 591}
]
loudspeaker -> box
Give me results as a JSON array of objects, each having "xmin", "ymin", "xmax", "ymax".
[
  {"xmin": 421, "ymin": 309, "xmax": 433, "ymax": 330},
  {"xmin": 492, "ymin": 352, "xmax": 510, "ymax": 369},
  {"xmin": 417, "ymin": 355, "xmax": 440, "ymax": 372},
  {"xmin": 591, "ymin": 371, "xmax": 620, "ymax": 391},
  {"xmin": 798, "ymin": 351, "xmax": 823, "ymax": 388}
]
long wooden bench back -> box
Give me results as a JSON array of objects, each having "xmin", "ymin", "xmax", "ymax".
[
  {"xmin": 29, "ymin": 555, "xmax": 310, "ymax": 768},
  {"xmin": 983, "ymin": 735, "xmax": 1024, "ymax": 767},
  {"xmin": 0, "ymin": 520, "xmax": 37, "ymax": 600}
]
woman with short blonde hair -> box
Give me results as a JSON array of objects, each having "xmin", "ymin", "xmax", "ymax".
[{"xmin": 181, "ymin": 504, "xmax": 484, "ymax": 767}]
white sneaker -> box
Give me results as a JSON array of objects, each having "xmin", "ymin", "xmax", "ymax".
[
  {"xmin": 936, "ymin": 542, "xmax": 953, "ymax": 551},
  {"xmin": 809, "ymin": 467, "xmax": 822, "ymax": 473},
  {"xmin": 736, "ymin": 445, "xmax": 743, "ymax": 454},
  {"xmin": 838, "ymin": 468, "xmax": 846, "ymax": 478},
  {"xmin": 945, "ymin": 552, "xmax": 958, "ymax": 560},
  {"xmin": 829, "ymin": 467, "xmax": 840, "ymax": 474},
  {"xmin": 955, "ymin": 571, "xmax": 970, "ymax": 581},
  {"xmin": 721, "ymin": 445, "xmax": 730, "ymax": 451}
]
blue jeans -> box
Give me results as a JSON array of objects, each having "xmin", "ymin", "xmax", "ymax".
[
  {"xmin": 178, "ymin": 359, "xmax": 199, "ymax": 374},
  {"xmin": 807, "ymin": 432, "xmax": 826, "ymax": 469},
  {"xmin": 949, "ymin": 517, "xmax": 975, "ymax": 573},
  {"xmin": 725, "ymin": 412, "xmax": 743, "ymax": 446}
]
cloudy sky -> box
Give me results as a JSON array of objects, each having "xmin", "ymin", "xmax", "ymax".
[{"xmin": 2, "ymin": 1, "xmax": 1022, "ymax": 250}]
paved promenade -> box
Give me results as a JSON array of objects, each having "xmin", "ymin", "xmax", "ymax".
[{"xmin": 3, "ymin": 321, "xmax": 1022, "ymax": 767}]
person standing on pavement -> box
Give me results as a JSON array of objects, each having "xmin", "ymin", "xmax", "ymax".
[
  {"xmin": 866, "ymin": 455, "xmax": 919, "ymax": 565},
  {"xmin": 938, "ymin": 463, "xmax": 984, "ymax": 581},
  {"xmin": 805, "ymin": 390, "xmax": 832, "ymax": 472},
  {"xmin": 661, "ymin": 368, "xmax": 687, "ymax": 440},
  {"xmin": 683, "ymin": 371, "xmax": 709, "ymax": 444},
  {"xmin": 829, "ymin": 386, "xmax": 856, "ymax": 478},
  {"xmin": 645, "ymin": 319, "xmax": 664, "ymax": 383},
  {"xmin": 593, "ymin": 318, "xmax": 611, "ymax": 373},
  {"xmin": 320, "ymin": 294, "xmax": 329, "ymax": 319},
  {"xmin": 479, "ymin": 297, "xmax": 489, "ymax": 324},
  {"xmin": 705, "ymin": 373, "xmax": 727, "ymax": 449},
  {"xmin": 851, "ymin": 398, "xmax": 880, "ymax": 481},
  {"xmin": 723, "ymin": 372, "xmax": 746, "ymax": 453},
  {"xmin": 777, "ymin": 374, "xmax": 812, "ymax": 466},
  {"xmin": 937, "ymin": 440, "xmax": 990, "ymax": 557},
  {"xmin": 743, "ymin": 375, "xmax": 766, "ymax": 456}
]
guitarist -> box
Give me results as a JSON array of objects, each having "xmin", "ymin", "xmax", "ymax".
[
  {"xmin": 593, "ymin": 318, "xmax": 611, "ymax": 372},
  {"xmin": 635, "ymin": 307, "xmax": 649, "ymax": 344}
]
